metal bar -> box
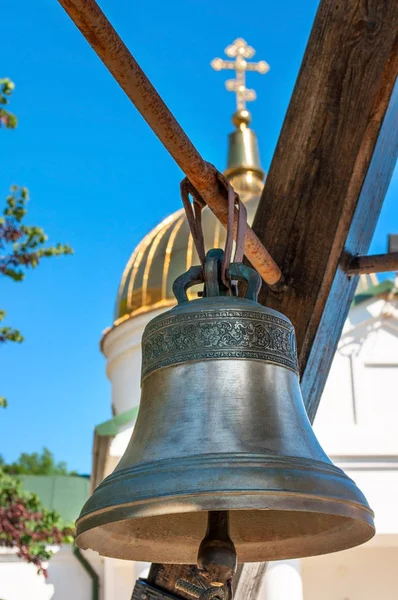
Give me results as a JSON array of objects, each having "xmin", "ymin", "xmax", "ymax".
[
  {"xmin": 345, "ymin": 252, "xmax": 398, "ymax": 276},
  {"xmin": 56, "ymin": 0, "xmax": 284, "ymax": 289}
]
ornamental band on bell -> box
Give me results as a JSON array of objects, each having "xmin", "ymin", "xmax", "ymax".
[{"xmin": 141, "ymin": 309, "xmax": 298, "ymax": 380}]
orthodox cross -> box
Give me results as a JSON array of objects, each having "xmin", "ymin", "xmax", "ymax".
[{"xmin": 211, "ymin": 38, "xmax": 270, "ymax": 111}]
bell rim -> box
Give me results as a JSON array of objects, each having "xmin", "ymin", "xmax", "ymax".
[
  {"xmin": 76, "ymin": 489, "xmax": 374, "ymax": 532},
  {"xmin": 76, "ymin": 451, "xmax": 374, "ymax": 557},
  {"xmin": 76, "ymin": 490, "xmax": 375, "ymax": 563}
]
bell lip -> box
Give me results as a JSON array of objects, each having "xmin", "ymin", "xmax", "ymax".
[
  {"xmin": 76, "ymin": 490, "xmax": 374, "ymax": 534},
  {"xmin": 75, "ymin": 491, "xmax": 375, "ymax": 563}
]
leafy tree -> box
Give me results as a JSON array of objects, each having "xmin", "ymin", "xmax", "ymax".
[
  {"xmin": 0, "ymin": 468, "xmax": 74, "ymax": 576},
  {"xmin": 0, "ymin": 79, "xmax": 72, "ymax": 407},
  {"xmin": 0, "ymin": 448, "xmax": 78, "ymax": 476}
]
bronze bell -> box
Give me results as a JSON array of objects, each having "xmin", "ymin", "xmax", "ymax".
[{"xmin": 76, "ymin": 250, "xmax": 375, "ymax": 564}]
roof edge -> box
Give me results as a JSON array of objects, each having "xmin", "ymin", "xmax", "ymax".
[
  {"xmin": 352, "ymin": 279, "xmax": 396, "ymax": 307},
  {"xmin": 95, "ymin": 406, "xmax": 139, "ymax": 437}
]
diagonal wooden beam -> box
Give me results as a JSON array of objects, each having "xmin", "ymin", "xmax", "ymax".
[
  {"xmin": 251, "ymin": 0, "xmax": 397, "ymax": 420},
  {"xmin": 56, "ymin": 0, "xmax": 284, "ymax": 289},
  {"xmin": 301, "ymin": 80, "xmax": 397, "ymax": 421}
]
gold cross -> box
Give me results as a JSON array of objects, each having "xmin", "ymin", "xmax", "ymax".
[{"xmin": 211, "ymin": 38, "xmax": 270, "ymax": 112}]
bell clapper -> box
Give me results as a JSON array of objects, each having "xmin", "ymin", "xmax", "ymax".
[{"xmin": 197, "ymin": 510, "xmax": 237, "ymax": 594}]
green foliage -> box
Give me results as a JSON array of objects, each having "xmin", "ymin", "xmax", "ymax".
[
  {"xmin": 1, "ymin": 79, "xmax": 73, "ymax": 407},
  {"xmin": 0, "ymin": 467, "xmax": 74, "ymax": 576},
  {"xmin": 0, "ymin": 79, "xmax": 17, "ymax": 129},
  {"xmin": 0, "ymin": 310, "xmax": 23, "ymax": 344},
  {"xmin": 0, "ymin": 448, "xmax": 78, "ymax": 477},
  {"xmin": 0, "ymin": 77, "xmax": 76, "ymax": 578},
  {"xmin": 0, "ymin": 185, "xmax": 73, "ymax": 283}
]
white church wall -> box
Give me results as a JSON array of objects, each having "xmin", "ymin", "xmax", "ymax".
[
  {"xmin": 47, "ymin": 547, "xmax": 96, "ymax": 600},
  {"xmin": 0, "ymin": 546, "xmax": 103, "ymax": 600},
  {"xmin": 314, "ymin": 349, "xmax": 354, "ymax": 427},
  {"xmin": 0, "ymin": 548, "xmax": 54, "ymax": 600},
  {"xmin": 103, "ymin": 557, "xmax": 136, "ymax": 600},
  {"xmin": 102, "ymin": 559, "xmax": 150, "ymax": 600},
  {"xmin": 314, "ymin": 301, "xmax": 398, "ymax": 458},
  {"xmin": 103, "ymin": 423, "xmax": 135, "ymax": 477},
  {"xmin": 345, "ymin": 296, "xmax": 393, "ymax": 330},
  {"xmin": 260, "ymin": 559, "xmax": 303, "ymax": 600},
  {"xmin": 339, "ymin": 462, "xmax": 398, "ymax": 535},
  {"xmin": 301, "ymin": 542, "xmax": 398, "ymax": 600},
  {"xmin": 102, "ymin": 309, "xmax": 167, "ymax": 415}
]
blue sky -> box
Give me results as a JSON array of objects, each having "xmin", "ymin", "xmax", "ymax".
[{"xmin": 1, "ymin": 0, "xmax": 397, "ymax": 474}]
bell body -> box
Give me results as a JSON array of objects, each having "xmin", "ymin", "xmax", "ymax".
[{"xmin": 76, "ymin": 294, "xmax": 374, "ymax": 563}]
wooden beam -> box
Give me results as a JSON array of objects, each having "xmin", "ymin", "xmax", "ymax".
[
  {"xmin": 252, "ymin": 0, "xmax": 398, "ymax": 418},
  {"xmin": 57, "ymin": 0, "xmax": 284, "ymax": 289},
  {"xmin": 345, "ymin": 252, "xmax": 398, "ymax": 275},
  {"xmin": 302, "ymin": 80, "xmax": 397, "ymax": 421},
  {"xmin": 233, "ymin": 563, "xmax": 268, "ymax": 599}
]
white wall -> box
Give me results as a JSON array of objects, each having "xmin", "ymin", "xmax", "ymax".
[
  {"xmin": 102, "ymin": 309, "xmax": 166, "ymax": 415},
  {"xmin": 103, "ymin": 558, "xmax": 136, "ymax": 600},
  {"xmin": 47, "ymin": 547, "xmax": 103, "ymax": 600},
  {"xmin": 0, "ymin": 550, "xmax": 54, "ymax": 600},
  {"xmin": 0, "ymin": 546, "xmax": 103, "ymax": 600},
  {"xmin": 315, "ymin": 303, "xmax": 398, "ymax": 457},
  {"xmin": 302, "ymin": 542, "xmax": 398, "ymax": 600}
]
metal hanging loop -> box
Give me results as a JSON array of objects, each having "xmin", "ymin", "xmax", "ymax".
[
  {"xmin": 180, "ymin": 178, "xmax": 207, "ymax": 271},
  {"xmin": 180, "ymin": 176, "xmax": 247, "ymax": 293},
  {"xmin": 216, "ymin": 173, "xmax": 247, "ymax": 290}
]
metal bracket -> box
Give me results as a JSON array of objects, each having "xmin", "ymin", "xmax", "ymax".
[
  {"xmin": 132, "ymin": 576, "xmax": 226, "ymax": 600},
  {"xmin": 131, "ymin": 579, "xmax": 183, "ymax": 600},
  {"xmin": 172, "ymin": 249, "xmax": 261, "ymax": 304}
]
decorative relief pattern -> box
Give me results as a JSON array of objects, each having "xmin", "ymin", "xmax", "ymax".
[{"xmin": 142, "ymin": 309, "xmax": 298, "ymax": 379}]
